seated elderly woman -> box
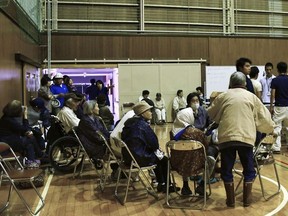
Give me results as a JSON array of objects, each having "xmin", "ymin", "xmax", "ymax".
[
  {"xmin": 172, "ymin": 93, "xmax": 218, "ymax": 196},
  {"xmin": 77, "ymin": 100, "xmax": 113, "ymax": 170},
  {"xmin": 121, "ymin": 101, "xmax": 180, "ymax": 193},
  {"xmin": 0, "ymin": 100, "xmax": 42, "ymax": 168}
]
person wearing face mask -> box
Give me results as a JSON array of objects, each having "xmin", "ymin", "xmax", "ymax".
[{"xmin": 188, "ymin": 92, "xmax": 210, "ymax": 131}]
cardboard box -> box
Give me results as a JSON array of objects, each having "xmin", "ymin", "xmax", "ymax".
[{"xmin": 210, "ymin": 91, "xmax": 223, "ymax": 104}]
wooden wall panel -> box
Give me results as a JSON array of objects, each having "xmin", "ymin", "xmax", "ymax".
[
  {"xmin": 48, "ymin": 35, "xmax": 209, "ymax": 61},
  {"xmin": 0, "ymin": 12, "xmax": 40, "ymax": 111},
  {"xmin": 47, "ymin": 34, "xmax": 288, "ymax": 72},
  {"xmin": 208, "ymin": 37, "xmax": 288, "ymax": 71}
]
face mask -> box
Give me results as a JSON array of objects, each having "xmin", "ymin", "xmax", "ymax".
[{"xmin": 191, "ymin": 103, "xmax": 200, "ymax": 111}]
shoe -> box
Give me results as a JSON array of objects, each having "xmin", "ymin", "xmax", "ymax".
[
  {"xmin": 94, "ymin": 159, "xmax": 103, "ymax": 170},
  {"xmin": 157, "ymin": 183, "xmax": 180, "ymax": 193},
  {"xmin": 157, "ymin": 183, "xmax": 165, "ymax": 192},
  {"xmin": 132, "ymin": 174, "xmax": 140, "ymax": 182},
  {"xmin": 195, "ymin": 185, "xmax": 205, "ymax": 196},
  {"xmin": 209, "ymin": 177, "xmax": 219, "ymax": 184},
  {"xmin": 148, "ymin": 169, "xmax": 156, "ymax": 178},
  {"xmin": 151, "ymin": 179, "xmax": 158, "ymax": 188},
  {"xmin": 24, "ymin": 159, "xmax": 40, "ymax": 168},
  {"xmin": 181, "ymin": 186, "xmax": 192, "ymax": 195}
]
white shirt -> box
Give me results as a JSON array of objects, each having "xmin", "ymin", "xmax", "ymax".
[
  {"xmin": 111, "ymin": 110, "xmax": 135, "ymax": 139},
  {"xmin": 251, "ymin": 79, "xmax": 262, "ymax": 93},
  {"xmin": 110, "ymin": 110, "xmax": 135, "ymax": 156},
  {"xmin": 57, "ymin": 106, "xmax": 80, "ymax": 133},
  {"xmin": 154, "ymin": 98, "xmax": 165, "ymax": 110},
  {"xmin": 172, "ymin": 96, "xmax": 187, "ymax": 111},
  {"xmin": 260, "ymin": 75, "xmax": 275, "ymax": 103}
]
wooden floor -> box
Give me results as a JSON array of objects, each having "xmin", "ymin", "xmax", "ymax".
[{"xmin": 1, "ymin": 123, "xmax": 288, "ymax": 216}]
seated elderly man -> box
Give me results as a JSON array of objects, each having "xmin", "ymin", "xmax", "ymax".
[
  {"xmin": 207, "ymin": 72, "xmax": 274, "ymax": 207},
  {"xmin": 57, "ymin": 93, "xmax": 82, "ymax": 134},
  {"xmin": 122, "ymin": 101, "xmax": 180, "ymax": 193},
  {"xmin": 154, "ymin": 93, "xmax": 166, "ymax": 124}
]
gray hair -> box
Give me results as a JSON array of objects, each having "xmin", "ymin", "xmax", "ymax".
[
  {"xmin": 229, "ymin": 71, "xmax": 247, "ymax": 88},
  {"xmin": 65, "ymin": 98, "xmax": 74, "ymax": 107},
  {"xmin": 83, "ymin": 100, "xmax": 97, "ymax": 115}
]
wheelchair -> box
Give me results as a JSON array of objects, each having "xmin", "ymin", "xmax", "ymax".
[{"xmin": 46, "ymin": 115, "xmax": 79, "ymax": 173}]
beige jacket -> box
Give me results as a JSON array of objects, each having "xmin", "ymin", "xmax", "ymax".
[{"xmin": 207, "ymin": 88, "xmax": 274, "ymax": 147}]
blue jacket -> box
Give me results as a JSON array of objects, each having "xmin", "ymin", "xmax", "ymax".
[
  {"xmin": 50, "ymin": 84, "xmax": 69, "ymax": 108},
  {"xmin": 121, "ymin": 116, "xmax": 158, "ymax": 166}
]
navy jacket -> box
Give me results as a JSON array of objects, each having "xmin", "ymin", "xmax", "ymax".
[{"xmin": 121, "ymin": 116, "xmax": 158, "ymax": 166}]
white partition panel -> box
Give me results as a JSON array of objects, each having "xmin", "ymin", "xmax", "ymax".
[{"xmin": 118, "ymin": 63, "xmax": 201, "ymax": 122}]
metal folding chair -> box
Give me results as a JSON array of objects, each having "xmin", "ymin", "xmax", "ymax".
[
  {"xmin": 71, "ymin": 128, "xmax": 115, "ymax": 191},
  {"xmin": 0, "ymin": 143, "xmax": 45, "ymax": 216},
  {"xmin": 235, "ymin": 135, "xmax": 280, "ymax": 200},
  {"xmin": 71, "ymin": 127, "xmax": 94, "ymax": 178},
  {"xmin": 166, "ymin": 140, "xmax": 211, "ymax": 209},
  {"xmin": 111, "ymin": 137, "xmax": 158, "ymax": 205},
  {"xmin": 95, "ymin": 131, "xmax": 118, "ymax": 191}
]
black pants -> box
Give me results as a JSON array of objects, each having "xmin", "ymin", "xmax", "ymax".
[{"xmin": 154, "ymin": 156, "xmax": 169, "ymax": 184}]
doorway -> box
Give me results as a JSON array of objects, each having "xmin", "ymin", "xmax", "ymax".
[{"xmin": 42, "ymin": 67, "xmax": 120, "ymax": 121}]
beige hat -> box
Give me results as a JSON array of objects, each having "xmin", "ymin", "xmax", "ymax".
[{"xmin": 133, "ymin": 101, "xmax": 153, "ymax": 116}]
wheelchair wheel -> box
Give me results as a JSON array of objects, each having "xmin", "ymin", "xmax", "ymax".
[{"xmin": 49, "ymin": 136, "xmax": 79, "ymax": 173}]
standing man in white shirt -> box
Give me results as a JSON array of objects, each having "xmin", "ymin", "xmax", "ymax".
[{"xmin": 260, "ymin": 62, "xmax": 275, "ymax": 108}]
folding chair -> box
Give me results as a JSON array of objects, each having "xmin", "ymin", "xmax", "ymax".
[
  {"xmin": 111, "ymin": 137, "xmax": 159, "ymax": 205},
  {"xmin": 71, "ymin": 128, "xmax": 114, "ymax": 191},
  {"xmin": 235, "ymin": 135, "xmax": 280, "ymax": 200},
  {"xmin": 166, "ymin": 140, "xmax": 211, "ymax": 209},
  {"xmin": 94, "ymin": 131, "xmax": 119, "ymax": 191},
  {"xmin": 71, "ymin": 127, "xmax": 94, "ymax": 178},
  {"xmin": 0, "ymin": 143, "xmax": 45, "ymax": 216}
]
